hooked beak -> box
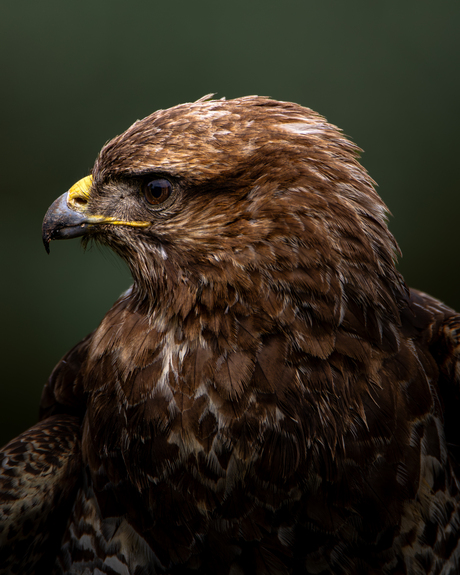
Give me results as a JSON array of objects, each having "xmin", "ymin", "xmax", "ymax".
[{"xmin": 42, "ymin": 175, "xmax": 150, "ymax": 253}]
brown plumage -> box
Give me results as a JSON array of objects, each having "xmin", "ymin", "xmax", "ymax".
[{"xmin": 1, "ymin": 95, "xmax": 459, "ymax": 574}]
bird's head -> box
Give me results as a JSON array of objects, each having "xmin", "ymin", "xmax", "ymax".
[{"xmin": 43, "ymin": 95, "xmax": 406, "ymax": 324}]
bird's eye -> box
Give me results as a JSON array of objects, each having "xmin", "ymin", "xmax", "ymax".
[{"xmin": 143, "ymin": 178, "xmax": 172, "ymax": 206}]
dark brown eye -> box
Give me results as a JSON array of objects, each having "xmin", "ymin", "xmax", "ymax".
[{"xmin": 143, "ymin": 178, "xmax": 172, "ymax": 205}]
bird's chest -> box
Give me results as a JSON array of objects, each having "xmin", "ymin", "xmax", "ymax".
[
  {"xmin": 79, "ymin": 331, "xmax": 318, "ymax": 571},
  {"xmin": 78, "ymin": 315, "xmax": 426, "ymax": 571},
  {"xmin": 82, "ymin": 330, "xmax": 281, "ymax": 497}
]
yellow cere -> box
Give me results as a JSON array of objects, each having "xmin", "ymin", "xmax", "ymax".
[
  {"xmin": 68, "ymin": 175, "xmax": 93, "ymax": 205},
  {"xmin": 67, "ymin": 174, "xmax": 150, "ymax": 228}
]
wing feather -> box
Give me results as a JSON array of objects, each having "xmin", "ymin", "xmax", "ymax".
[{"xmin": 0, "ymin": 415, "xmax": 81, "ymax": 574}]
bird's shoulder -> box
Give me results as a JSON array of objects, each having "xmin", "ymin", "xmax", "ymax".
[
  {"xmin": 39, "ymin": 331, "xmax": 92, "ymax": 421},
  {"xmin": 405, "ymin": 289, "xmax": 460, "ymax": 474},
  {"xmin": 400, "ymin": 288, "xmax": 460, "ymax": 399}
]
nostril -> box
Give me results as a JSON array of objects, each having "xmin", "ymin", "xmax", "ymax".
[
  {"xmin": 67, "ymin": 175, "xmax": 93, "ymax": 212},
  {"xmin": 73, "ymin": 197, "xmax": 88, "ymax": 208}
]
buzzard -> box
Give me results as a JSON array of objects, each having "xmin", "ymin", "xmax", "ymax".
[{"xmin": 1, "ymin": 95, "xmax": 459, "ymax": 574}]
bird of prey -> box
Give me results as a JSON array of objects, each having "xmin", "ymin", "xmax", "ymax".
[{"xmin": 1, "ymin": 95, "xmax": 459, "ymax": 575}]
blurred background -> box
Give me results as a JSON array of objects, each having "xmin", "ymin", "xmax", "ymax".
[{"xmin": 1, "ymin": 0, "xmax": 459, "ymax": 445}]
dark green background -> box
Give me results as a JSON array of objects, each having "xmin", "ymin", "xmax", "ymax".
[{"xmin": 1, "ymin": 0, "xmax": 459, "ymax": 446}]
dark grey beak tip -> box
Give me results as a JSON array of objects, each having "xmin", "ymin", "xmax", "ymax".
[{"xmin": 42, "ymin": 193, "xmax": 89, "ymax": 253}]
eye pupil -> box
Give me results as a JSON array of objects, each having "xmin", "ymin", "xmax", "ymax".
[{"xmin": 144, "ymin": 178, "xmax": 172, "ymax": 205}]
